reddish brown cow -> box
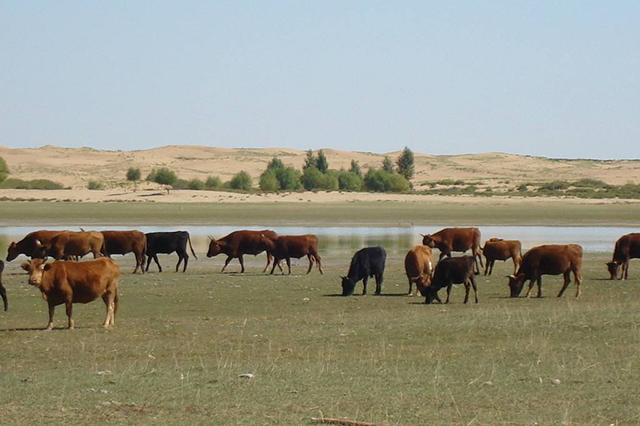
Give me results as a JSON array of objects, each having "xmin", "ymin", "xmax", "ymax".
[
  {"xmin": 21, "ymin": 258, "xmax": 120, "ymax": 329},
  {"xmin": 100, "ymin": 230, "xmax": 147, "ymax": 274},
  {"xmin": 46, "ymin": 231, "xmax": 106, "ymax": 260},
  {"xmin": 607, "ymin": 233, "xmax": 640, "ymax": 280},
  {"xmin": 207, "ymin": 230, "xmax": 279, "ymax": 273},
  {"xmin": 482, "ymin": 238, "xmax": 522, "ymax": 275},
  {"xmin": 507, "ymin": 244, "xmax": 583, "ymax": 299},
  {"xmin": 0, "ymin": 260, "xmax": 7, "ymax": 311},
  {"xmin": 6, "ymin": 230, "xmax": 65, "ymax": 261},
  {"xmin": 262, "ymin": 235, "xmax": 323, "ymax": 275},
  {"xmin": 421, "ymin": 227, "xmax": 483, "ymax": 274},
  {"xmin": 404, "ymin": 245, "xmax": 433, "ymax": 296}
]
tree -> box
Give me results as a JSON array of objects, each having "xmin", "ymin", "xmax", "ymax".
[
  {"xmin": 349, "ymin": 160, "xmax": 362, "ymax": 177},
  {"xmin": 275, "ymin": 167, "xmax": 302, "ymax": 190},
  {"xmin": 148, "ymin": 167, "xmax": 177, "ymax": 186},
  {"xmin": 188, "ymin": 179, "xmax": 205, "ymax": 190},
  {"xmin": 396, "ymin": 147, "xmax": 415, "ymax": 180},
  {"xmin": 259, "ymin": 170, "xmax": 279, "ymax": 191},
  {"xmin": 337, "ymin": 170, "xmax": 363, "ymax": 191},
  {"xmin": 205, "ymin": 176, "xmax": 222, "ymax": 189},
  {"xmin": 229, "ymin": 171, "xmax": 252, "ymax": 191},
  {"xmin": 266, "ymin": 157, "xmax": 285, "ymax": 171},
  {"xmin": 316, "ymin": 150, "xmax": 329, "ymax": 173},
  {"xmin": 382, "ymin": 156, "xmax": 395, "ymax": 173},
  {"xmin": 303, "ymin": 150, "xmax": 317, "ymax": 170},
  {"xmin": 364, "ymin": 169, "xmax": 410, "ymax": 193},
  {"xmin": 126, "ymin": 167, "xmax": 141, "ymax": 191},
  {"xmin": 0, "ymin": 157, "xmax": 8, "ymax": 183},
  {"xmin": 302, "ymin": 167, "xmax": 323, "ymax": 190}
]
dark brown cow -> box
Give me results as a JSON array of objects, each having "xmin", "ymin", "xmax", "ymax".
[
  {"xmin": 6, "ymin": 230, "xmax": 64, "ymax": 261},
  {"xmin": 482, "ymin": 238, "xmax": 522, "ymax": 275},
  {"xmin": 262, "ymin": 235, "xmax": 323, "ymax": 275},
  {"xmin": 421, "ymin": 227, "xmax": 483, "ymax": 274},
  {"xmin": 207, "ymin": 230, "xmax": 279, "ymax": 273},
  {"xmin": 46, "ymin": 231, "xmax": 106, "ymax": 260},
  {"xmin": 21, "ymin": 258, "xmax": 120, "ymax": 329},
  {"xmin": 424, "ymin": 256, "xmax": 478, "ymax": 304},
  {"xmin": 508, "ymin": 244, "xmax": 583, "ymax": 298},
  {"xmin": 607, "ymin": 233, "xmax": 640, "ymax": 280},
  {"xmin": 100, "ymin": 230, "xmax": 147, "ymax": 274},
  {"xmin": 404, "ymin": 245, "xmax": 433, "ymax": 296},
  {"xmin": 0, "ymin": 260, "xmax": 7, "ymax": 311}
]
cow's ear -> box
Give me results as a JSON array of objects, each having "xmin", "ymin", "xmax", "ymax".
[
  {"xmin": 21, "ymin": 262, "xmax": 31, "ymax": 272},
  {"xmin": 43, "ymin": 263, "xmax": 52, "ymax": 271}
]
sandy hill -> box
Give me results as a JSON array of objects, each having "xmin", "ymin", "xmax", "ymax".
[{"xmin": 0, "ymin": 145, "xmax": 638, "ymax": 190}]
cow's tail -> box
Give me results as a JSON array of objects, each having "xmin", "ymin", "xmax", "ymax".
[{"xmin": 187, "ymin": 233, "xmax": 198, "ymax": 260}]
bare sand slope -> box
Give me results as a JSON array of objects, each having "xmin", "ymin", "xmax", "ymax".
[{"xmin": 1, "ymin": 145, "xmax": 639, "ymax": 191}]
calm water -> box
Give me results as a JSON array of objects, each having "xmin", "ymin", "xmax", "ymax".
[{"xmin": 0, "ymin": 225, "xmax": 634, "ymax": 256}]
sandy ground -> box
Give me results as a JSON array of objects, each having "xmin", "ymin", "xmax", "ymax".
[{"xmin": 1, "ymin": 145, "xmax": 639, "ymax": 191}]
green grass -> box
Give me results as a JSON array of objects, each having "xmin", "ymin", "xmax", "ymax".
[
  {"xmin": 1, "ymin": 253, "xmax": 639, "ymax": 425},
  {"xmin": 1, "ymin": 200, "xmax": 640, "ymax": 226}
]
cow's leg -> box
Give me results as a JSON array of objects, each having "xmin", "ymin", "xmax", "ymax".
[
  {"xmin": 483, "ymin": 258, "xmax": 489, "ymax": 275},
  {"xmin": 463, "ymin": 280, "xmax": 470, "ymax": 304},
  {"xmin": 557, "ymin": 271, "xmax": 571, "ymax": 297},
  {"xmin": 315, "ymin": 254, "xmax": 323, "ymax": 274},
  {"xmin": 263, "ymin": 253, "xmax": 272, "ymax": 273},
  {"xmin": 46, "ymin": 302, "xmax": 55, "ymax": 330},
  {"xmin": 221, "ymin": 256, "xmax": 233, "ymax": 273},
  {"xmin": 470, "ymin": 275, "xmax": 479, "ymax": 303},
  {"xmin": 512, "ymin": 258, "xmax": 519, "ymax": 275},
  {"xmin": 525, "ymin": 279, "xmax": 536, "ymax": 298},
  {"xmin": 151, "ymin": 254, "xmax": 162, "ymax": 272},
  {"xmin": 306, "ymin": 254, "xmax": 314, "ymax": 274},
  {"xmin": 238, "ymin": 255, "xmax": 245, "ymax": 273},
  {"xmin": 472, "ymin": 249, "xmax": 481, "ymax": 274},
  {"xmin": 145, "ymin": 254, "xmax": 153, "ymax": 272},
  {"xmin": 362, "ymin": 277, "xmax": 368, "ymax": 295},
  {"xmin": 102, "ymin": 293, "xmax": 115, "ymax": 327},
  {"xmin": 269, "ymin": 258, "xmax": 278, "ymax": 275},
  {"xmin": 573, "ymin": 268, "xmax": 582, "ymax": 298},
  {"xmin": 65, "ymin": 301, "xmax": 74, "ymax": 330},
  {"xmin": 286, "ymin": 257, "xmax": 292, "ymax": 275},
  {"xmin": 182, "ymin": 253, "xmax": 189, "ymax": 273},
  {"xmin": 407, "ymin": 277, "xmax": 413, "ymax": 295},
  {"xmin": 624, "ymin": 259, "xmax": 629, "ymax": 280},
  {"xmin": 445, "ymin": 282, "xmax": 452, "ymax": 304},
  {"xmin": 536, "ymin": 277, "xmax": 542, "ymax": 298},
  {"xmin": 375, "ymin": 273, "xmax": 383, "ymax": 295}
]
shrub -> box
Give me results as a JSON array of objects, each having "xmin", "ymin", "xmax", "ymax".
[
  {"xmin": 0, "ymin": 157, "xmax": 8, "ymax": 183},
  {"xmin": 266, "ymin": 157, "xmax": 285, "ymax": 171},
  {"xmin": 126, "ymin": 167, "xmax": 141, "ymax": 182},
  {"xmin": 171, "ymin": 179, "xmax": 190, "ymax": 190},
  {"xmin": 228, "ymin": 171, "xmax": 252, "ymax": 191},
  {"xmin": 0, "ymin": 178, "xmax": 65, "ymax": 190},
  {"xmin": 259, "ymin": 170, "xmax": 279, "ymax": 191},
  {"xmin": 188, "ymin": 179, "xmax": 205, "ymax": 190},
  {"xmin": 275, "ymin": 167, "xmax": 302, "ymax": 191},
  {"xmin": 337, "ymin": 170, "xmax": 363, "ymax": 191},
  {"xmin": 364, "ymin": 169, "xmax": 410, "ymax": 192},
  {"xmin": 87, "ymin": 180, "xmax": 104, "ymax": 190},
  {"xmin": 147, "ymin": 167, "xmax": 177, "ymax": 186},
  {"xmin": 205, "ymin": 176, "xmax": 222, "ymax": 189}
]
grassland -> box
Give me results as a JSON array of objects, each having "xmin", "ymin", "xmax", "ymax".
[
  {"xmin": 1, "ymin": 252, "xmax": 639, "ymax": 425},
  {"xmin": 2, "ymin": 200, "xmax": 640, "ymax": 226}
]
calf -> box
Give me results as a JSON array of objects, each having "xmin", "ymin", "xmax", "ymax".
[
  {"xmin": 341, "ymin": 246, "xmax": 386, "ymax": 296},
  {"xmin": 100, "ymin": 230, "xmax": 147, "ymax": 274},
  {"xmin": 482, "ymin": 238, "xmax": 522, "ymax": 275},
  {"xmin": 0, "ymin": 260, "xmax": 7, "ymax": 311},
  {"xmin": 507, "ymin": 244, "xmax": 583, "ymax": 298},
  {"xmin": 207, "ymin": 230, "xmax": 279, "ymax": 273},
  {"xmin": 47, "ymin": 231, "xmax": 106, "ymax": 260},
  {"xmin": 606, "ymin": 233, "xmax": 640, "ymax": 280},
  {"xmin": 263, "ymin": 235, "xmax": 323, "ymax": 275},
  {"xmin": 421, "ymin": 227, "xmax": 483, "ymax": 274},
  {"xmin": 404, "ymin": 245, "xmax": 433, "ymax": 296},
  {"xmin": 145, "ymin": 231, "xmax": 197, "ymax": 272},
  {"xmin": 21, "ymin": 258, "xmax": 120, "ymax": 329},
  {"xmin": 6, "ymin": 230, "xmax": 64, "ymax": 261},
  {"xmin": 424, "ymin": 256, "xmax": 477, "ymax": 304}
]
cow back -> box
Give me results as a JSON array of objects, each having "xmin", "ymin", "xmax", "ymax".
[{"xmin": 347, "ymin": 246, "xmax": 386, "ymax": 280}]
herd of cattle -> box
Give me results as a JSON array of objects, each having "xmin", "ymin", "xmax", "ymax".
[{"xmin": 0, "ymin": 228, "xmax": 638, "ymax": 329}]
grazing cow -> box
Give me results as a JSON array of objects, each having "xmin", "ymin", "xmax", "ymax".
[
  {"xmin": 0, "ymin": 260, "xmax": 7, "ymax": 311},
  {"xmin": 482, "ymin": 238, "xmax": 522, "ymax": 275},
  {"xmin": 145, "ymin": 231, "xmax": 197, "ymax": 272},
  {"xmin": 6, "ymin": 230, "xmax": 64, "ymax": 261},
  {"xmin": 207, "ymin": 230, "xmax": 279, "ymax": 273},
  {"xmin": 21, "ymin": 258, "xmax": 120, "ymax": 329},
  {"xmin": 341, "ymin": 246, "xmax": 386, "ymax": 296},
  {"xmin": 424, "ymin": 256, "xmax": 478, "ymax": 304},
  {"xmin": 47, "ymin": 231, "xmax": 106, "ymax": 260},
  {"xmin": 507, "ymin": 244, "xmax": 583, "ymax": 298},
  {"xmin": 607, "ymin": 233, "xmax": 640, "ymax": 280},
  {"xmin": 421, "ymin": 227, "xmax": 483, "ymax": 274},
  {"xmin": 100, "ymin": 230, "xmax": 147, "ymax": 274},
  {"xmin": 262, "ymin": 235, "xmax": 323, "ymax": 275},
  {"xmin": 404, "ymin": 245, "xmax": 434, "ymax": 296}
]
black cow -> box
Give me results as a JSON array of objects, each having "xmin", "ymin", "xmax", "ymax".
[
  {"xmin": 145, "ymin": 231, "xmax": 197, "ymax": 272},
  {"xmin": 341, "ymin": 246, "xmax": 386, "ymax": 296},
  {"xmin": 424, "ymin": 256, "xmax": 478, "ymax": 304}
]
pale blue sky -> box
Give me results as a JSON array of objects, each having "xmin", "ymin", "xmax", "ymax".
[{"xmin": 1, "ymin": 1, "xmax": 638, "ymax": 158}]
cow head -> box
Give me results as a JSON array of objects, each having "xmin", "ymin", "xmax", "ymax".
[
  {"xmin": 6, "ymin": 242, "xmax": 18, "ymax": 261},
  {"xmin": 421, "ymin": 234, "xmax": 436, "ymax": 248},
  {"xmin": 21, "ymin": 258, "xmax": 50, "ymax": 287},
  {"xmin": 341, "ymin": 276, "xmax": 357, "ymax": 296},
  {"xmin": 507, "ymin": 274, "xmax": 526, "ymax": 297},
  {"xmin": 206, "ymin": 237, "xmax": 220, "ymax": 258},
  {"xmin": 411, "ymin": 273, "xmax": 433, "ymax": 297},
  {"xmin": 606, "ymin": 262, "xmax": 620, "ymax": 280}
]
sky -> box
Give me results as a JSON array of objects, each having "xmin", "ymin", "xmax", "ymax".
[{"xmin": 1, "ymin": 1, "xmax": 638, "ymax": 159}]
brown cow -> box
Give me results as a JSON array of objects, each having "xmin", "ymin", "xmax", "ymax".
[
  {"xmin": 21, "ymin": 258, "xmax": 120, "ymax": 329},
  {"xmin": 507, "ymin": 244, "xmax": 583, "ymax": 299},
  {"xmin": 262, "ymin": 235, "xmax": 323, "ymax": 275},
  {"xmin": 100, "ymin": 230, "xmax": 147, "ymax": 274},
  {"xmin": 404, "ymin": 245, "xmax": 433, "ymax": 296},
  {"xmin": 0, "ymin": 260, "xmax": 7, "ymax": 311},
  {"xmin": 6, "ymin": 230, "xmax": 64, "ymax": 261},
  {"xmin": 207, "ymin": 230, "xmax": 280, "ymax": 273},
  {"xmin": 607, "ymin": 233, "xmax": 640, "ymax": 280},
  {"xmin": 421, "ymin": 227, "xmax": 483, "ymax": 274},
  {"xmin": 482, "ymin": 238, "xmax": 522, "ymax": 275},
  {"xmin": 46, "ymin": 231, "xmax": 106, "ymax": 260}
]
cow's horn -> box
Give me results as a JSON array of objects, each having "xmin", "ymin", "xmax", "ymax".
[{"xmin": 34, "ymin": 239, "xmax": 42, "ymax": 247}]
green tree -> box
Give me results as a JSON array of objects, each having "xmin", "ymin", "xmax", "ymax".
[
  {"xmin": 205, "ymin": 176, "xmax": 222, "ymax": 189},
  {"xmin": 302, "ymin": 167, "xmax": 323, "ymax": 190},
  {"xmin": 259, "ymin": 170, "xmax": 279, "ymax": 191},
  {"xmin": 382, "ymin": 156, "xmax": 395, "ymax": 173},
  {"xmin": 303, "ymin": 150, "xmax": 317, "ymax": 170},
  {"xmin": 364, "ymin": 169, "xmax": 410, "ymax": 193},
  {"xmin": 316, "ymin": 150, "xmax": 329, "ymax": 173},
  {"xmin": 0, "ymin": 157, "xmax": 9, "ymax": 183},
  {"xmin": 275, "ymin": 167, "xmax": 302, "ymax": 190},
  {"xmin": 349, "ymin": 160, "xmax": 362, "ymax": 177},
  {"xmin": 229, "ymin": 171, "xmax": 252, "ymax": 191},
  {"xmin": 126, "ymin": 167, "xmax": 141, "ymax": 191},
  {"xmin": 188, "ymin": 179, "xmax": 205, "ymax": 190},
  {"xmin": 337, "ymin": 170, "xmax": 363, "ymax": 191},
  {"xmin": 396, "ymin": 147, "xmax": 415, "ymax": 180},
  {"xmin": 266, "ymin": 157, "xmax": 285, "ymax": 171},
  {"xmin": 148, "ymin": 167, "xmax": 177, "ymax": 186}
]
